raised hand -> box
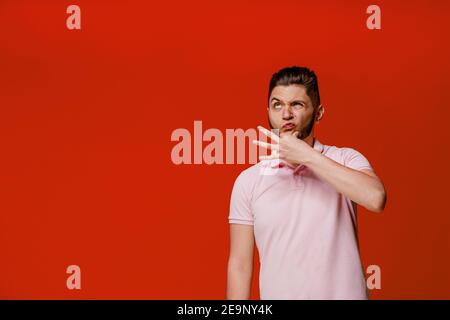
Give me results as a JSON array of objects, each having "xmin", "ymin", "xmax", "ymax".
[{"xmin": 252, "ymin": 125, "xmax": 315, "ymax": 166}]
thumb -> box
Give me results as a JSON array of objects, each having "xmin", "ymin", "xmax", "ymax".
[{"xmin": 292, "ymin": 131, "xmax": 299, "ymax": 137}]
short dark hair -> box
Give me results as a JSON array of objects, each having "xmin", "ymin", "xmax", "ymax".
[{"xmin": 268, "ymin": 66, "xmax": 321, "ymax": 108}]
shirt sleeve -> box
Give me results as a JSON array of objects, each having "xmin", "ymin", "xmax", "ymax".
[
  {"xmin": 228, "ymin": 172, "xmax": 254, "ymax": 225},
  {"xmin": 342, "ymin": 147, "xmax": 374, "ymax": 172}
]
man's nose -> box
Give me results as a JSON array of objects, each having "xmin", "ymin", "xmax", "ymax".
[{"xmin": 282, "ymin": 106, "xmax": 294, "ymax": 120}]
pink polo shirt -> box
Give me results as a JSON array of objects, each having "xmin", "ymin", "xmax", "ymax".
[{"xmin": 228, "ymin": 138, "xmax": 374, "ymax": 300}]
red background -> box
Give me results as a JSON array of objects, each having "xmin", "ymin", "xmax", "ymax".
[{"xmin": 1, "ymin": 0, "xmax": 449, "ymax": 299}]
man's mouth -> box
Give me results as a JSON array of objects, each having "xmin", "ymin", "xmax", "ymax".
[{"xmin": 282, "ymin": 123, "xmax": 295, "ymax": 130}]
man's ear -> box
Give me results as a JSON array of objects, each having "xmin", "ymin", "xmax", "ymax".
[{"xmin": 316, "ymin": 104, "xmax": 325, "ymax": 122}]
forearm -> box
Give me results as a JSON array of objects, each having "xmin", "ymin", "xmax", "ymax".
[
  {"xmin": 304, "ymin": 151, "xmax": 386, "ymax": 212},
  {"xmin": 226, "ymin": 260, "xmax": 253, "ymax": 299}
]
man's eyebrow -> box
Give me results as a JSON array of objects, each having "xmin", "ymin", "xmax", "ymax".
[
  {"xmin": 270, "ymin": 97, "xmax": 307, "ymax": 104},
  {"xmin": 291, "ymin": 99, "xmax": 306, "ymax": 104}
]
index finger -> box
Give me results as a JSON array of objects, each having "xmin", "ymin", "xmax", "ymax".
[{"xmin": 257, "ymin": 126, "xmax": 280, "ymax": 143}]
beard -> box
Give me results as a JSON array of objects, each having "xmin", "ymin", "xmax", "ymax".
[{"xmin": 268, "ymin": 108, "xmax": 316, "ymax": 140}]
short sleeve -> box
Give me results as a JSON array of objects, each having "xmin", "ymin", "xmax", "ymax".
[
  {"xmin": 228, "ymin": 172, "xmax": 254, "ymax": 225},
  {"xmin": 342, "ymin": 147, "xmax": 374, "ymax": 172}
]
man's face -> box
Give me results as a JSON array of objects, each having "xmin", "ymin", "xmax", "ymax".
[{"xmin": 268, "ymin": 84, "xmax": 317, "ymax": 139}]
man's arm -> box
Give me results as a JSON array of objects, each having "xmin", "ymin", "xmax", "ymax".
[
  {"xmin": 253, "ymin": 126, "xmax": 387, "ymax": 213},
  {"xmin": 226, "ymin": 224, "xmax": 254, "ymax": 299},
  {"xmin": 304, "ymin": 152, "xmax": 387, "ymax": 212}
]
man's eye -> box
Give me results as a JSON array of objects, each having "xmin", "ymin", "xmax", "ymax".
[{"xmin": 273, "ymin": 103, "xmax": 281, "ymax": 109}]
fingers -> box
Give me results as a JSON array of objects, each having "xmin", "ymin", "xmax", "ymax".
[
  {"xmin": 252, "ymin": 140, "xmax": 278, "ymax": 150},
  {"xmin": 259, "ymin": 155, "xmax": 278, "ymax": 161},
  {"xmin": 259, "ymin": 152, "xmax": 279, "ymax": 161},
  {"xmin": 257, "ymin": 125, "xmax": 280, "ymax": 143},
  {"xmin": 258, "ymin": 148, "xmax": 279, "ymax": 161}
]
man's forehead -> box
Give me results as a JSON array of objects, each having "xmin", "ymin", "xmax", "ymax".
[{"xmin": 270, "ymin": 85, "xmax": 311, "ymax": 103}]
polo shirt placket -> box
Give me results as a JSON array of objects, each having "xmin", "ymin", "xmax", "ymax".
[{"xmin": 269, "ymin": 138, "xmax": 325, "ymax": 188}]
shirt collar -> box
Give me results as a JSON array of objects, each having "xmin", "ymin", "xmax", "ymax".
[{"xmin": 269, "ymin": 138, "xmax": 324, "ymax": 170}]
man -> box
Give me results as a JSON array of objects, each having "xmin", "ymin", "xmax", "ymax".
[{"xmin": 226, "ymin": 66, "xmax": 387, "ymax": 300}]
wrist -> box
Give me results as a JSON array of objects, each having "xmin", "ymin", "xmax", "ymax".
[{"xmin": 303, "ymin": 149, "xmax": 321, "ymax": 166}]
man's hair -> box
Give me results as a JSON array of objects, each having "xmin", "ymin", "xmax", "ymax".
[{"xmin": 268, "ymin": 66, "xmax": 321, "ymax": 108}]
